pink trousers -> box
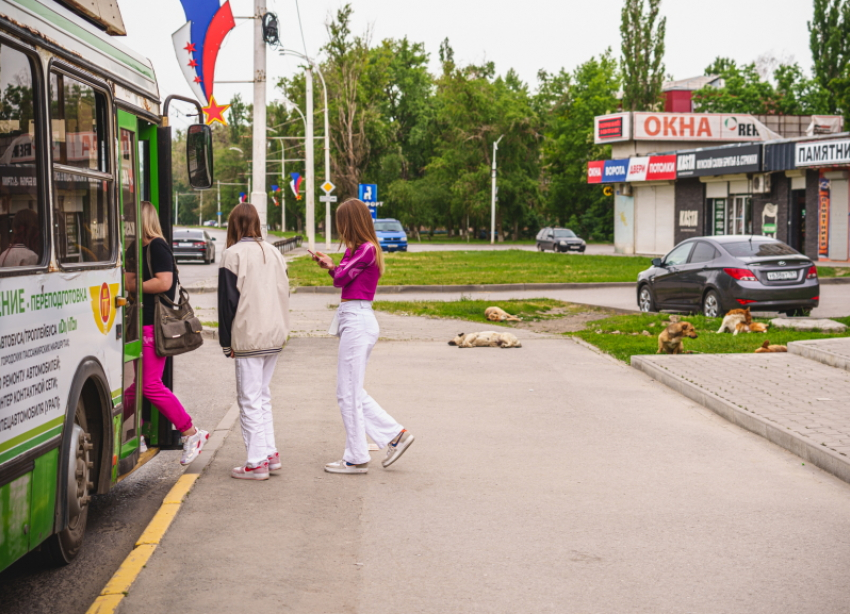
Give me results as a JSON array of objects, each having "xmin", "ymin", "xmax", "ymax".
[{"xmin": 123, "ymin": 325, "xmax": 193, "ymax": 433}]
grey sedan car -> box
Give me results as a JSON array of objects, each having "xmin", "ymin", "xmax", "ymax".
[
  {"xmin": 536, "ymin": 227, "xmax": 586, "ymax": 252},
  {"xmin": 636, "ymin": 235, "xmax": 819, "ymax": 317}
]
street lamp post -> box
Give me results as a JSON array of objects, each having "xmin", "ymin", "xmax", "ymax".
[
  {"xmin": 273, "ymin": 99, "xmax": 308, "ymax": 234},
  {"xmin": 491, "ymin": 135, "xmax": 504, "ymax": 245},
  {"xmin": 251, "ymin": 0, "xmax": 268, "ymax": 238}
]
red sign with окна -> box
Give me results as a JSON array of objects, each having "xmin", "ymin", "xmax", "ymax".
[
  {"xmin": 646, "ymin": 155, "xmax": 677, "ymax": 181},
  {"xmin": 587, "ymin": 160, "xmax": 604, "ymax": 184}
]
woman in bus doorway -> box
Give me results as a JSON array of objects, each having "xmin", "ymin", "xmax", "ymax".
[
  {"xmin": 312, "ymin": 198, "xmax": 414, "ymax": 474},
  {"xmin": 127, "ymin": 203, "xmax": 209, "ymax": 464},
  {"xmin": 218, "ymin": 203, "xmax": 290, "ymax": 481}
]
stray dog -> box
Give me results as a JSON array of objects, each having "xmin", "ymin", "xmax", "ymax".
[
  {"xmin": 716, "ymin": 308, "xmax": 752, "ymax": 334},
  {"xmin": 755, "ymin": 340, "xmax": 787, "ymax": 353},
  {"xmin": 485, "ymin": 306, "xmax": 522, "ymax": 322},
  {"xmin": 449, "ymin": 331, "xmax": 522, "ymax": 348},
  {"xmin": 657, "ymin": 322, "xmax": 699, "ymax": 354},
  {"xmin": 736, "ymin": 321, "xmax": 769, "ymax": 334}
]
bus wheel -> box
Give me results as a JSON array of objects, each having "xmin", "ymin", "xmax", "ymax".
[{"xmin": 44, "ymin": 397, "xmax": 92, "ymax": 566}]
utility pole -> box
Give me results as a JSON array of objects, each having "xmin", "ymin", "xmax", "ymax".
[
  {"xmin": 305, "ymin": 66, "xmax": 315, "ymax": 251},
  {"xmin": 175, "ymin": 190, "xmax": 179, "ymax": 226},
  {"xmin": 251, "ymin": 0, "xmax": 268, "ymax": 238},
  {"xmin": 491, "ymin": 135, "xmax": 504, "ymax": 245},
  {"xmin": 280, "ymin": 140, "xmax": 286, "ymax": 232},
  {"xmin": 217, "ymin": 180, "xmax": 221, "ymax": 228},
  {"xmin": 198, "ymin": 190, "xmax": 203, "ymax": 226}
]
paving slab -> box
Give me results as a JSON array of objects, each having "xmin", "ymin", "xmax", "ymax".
[
  {"xmin": 771, "ymin": 317, "xmax": 847, "ymax": 332},
  {"xmin": 115, "ymin": 297, "xmax": 850, "ymax": 614},
  {"xmin": 632, "ymin": 352, "xmax": 850, "ymax": 485},
  {"xmin": 789, "ymin": 337, "xmax": 850, "ymax": 372}
]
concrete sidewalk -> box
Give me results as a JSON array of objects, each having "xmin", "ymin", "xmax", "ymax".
[{"xmin": 112, "ymin": 296, "xmax": 850, "ymax": 613}]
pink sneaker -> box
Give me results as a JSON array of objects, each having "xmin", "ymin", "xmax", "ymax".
[
  {"xmin": 267, "ymin": 452, "xmax": 281, "ymax": 471},
  {"xmin": 231, "ymin": 461, "xmax": 270, "ymax": 480}
]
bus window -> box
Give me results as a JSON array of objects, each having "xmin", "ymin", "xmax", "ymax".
[
  {"xmin": 0, "ymin": 43, "xmax": 44, "ymax": 270},
  {"xmin": 49, "ymin": 72, "xmax": 114, "ymax": 264}
]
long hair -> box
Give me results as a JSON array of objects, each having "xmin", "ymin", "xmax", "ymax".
[
  {"xmin": 336, "ymin": 198, "xmax": 384, "ymax": 274},
  {"xmin": 141, "ymin": 201, "xmax": 165, "ymax": 243},
  {"xmin": 226, "ymin": 203, "xmax": 266, "ymax": 262}
]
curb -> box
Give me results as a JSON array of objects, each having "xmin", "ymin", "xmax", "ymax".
[
  {"xmin": 788, "ymin": 339, "xmax": 850, "ymax": 373},
  {"xmin": 293, "ymin": 281, "xmax": 636, "ymax": 294},
  {"xmin": 630, "ymin": 356, "xmax": 850, "ymax": 486},
  {"xmin": 85, "ymin": 402, "xmax": 241, "ymax": 614}
]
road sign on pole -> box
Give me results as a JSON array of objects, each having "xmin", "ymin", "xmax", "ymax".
[
  {"xmin": 321, "ymin": 181, "xmax": 336, "ymax": 194},
  {"xmin": 359, "ymin": 184, "xmax": 378, "ymax": 219},
  {"xmin": 319, "ymin": 195, "xmax": 337, "ymax": 203}
]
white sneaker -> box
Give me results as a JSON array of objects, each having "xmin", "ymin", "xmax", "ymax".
[
  {"xmin": 268, "ymin": 452, "xmax": 282, "ymax": 471},
  {"xmin": 382, "ymin": 430, "xmax": 414, "ymax": 468},
  {"xmin": 324, "ymin": 459, "xmax": 369, "ymax": 474},
  {"xmin": 180, "ymin": 428, "xmax": 209, "ymax": 465},
  {"xmin": 231, "ymin": 462, "xmax": 270, "ymax": 480},
  {"xmin": 139, "ymin": 436, "xmax": 148, "ymax": 454}
]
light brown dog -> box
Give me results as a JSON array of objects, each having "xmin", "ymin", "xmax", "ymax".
[
  {"xmin": 736, "ymin": 321, "xmax": 769, "ymax": 334},
  {"xmin": 716, "ymin": 308, "xmax": 753, "ymax": 334},
  {"xmin": 755, "ymin": 340, "xmax": 787, "ymax": 353},
  {"xmin": 657, "ymin": 322, "xmax": 699, "ymax": 354},
  {"xmin": 449, "ymin": 331, "xmax": 522, "ymax": 348},
  {"xmin": 485, "ymin": 306, "xmax": 522, "ymax": 322}
]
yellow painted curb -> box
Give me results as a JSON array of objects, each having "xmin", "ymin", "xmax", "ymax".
[{"xmin": 84, "ymin": 475, "xmax": 200, "ymax": 614}]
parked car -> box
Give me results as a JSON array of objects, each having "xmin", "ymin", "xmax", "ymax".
[
  {"xmin": 636, "ymin": 235, "xmax": 819, "ymax": 317},
  {"xmin": 172, "ymin": 229, "xmax": 216, "ymax": 264},
  {"xmin": 536, "ymin": 227, "xmax": 586, "ymax": 252},
  {"xmin": 374, "ymin": 218, "xmax": 408, "ymax": 252},
  {"xmin": 203, "ymin": 220, "xmax": 217, "ymax": 227}
]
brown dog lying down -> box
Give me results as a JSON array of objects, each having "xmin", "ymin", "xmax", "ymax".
[
  {"xmin": 449, "ymin": 331, "xmax": 522, "ymax": 348},
  {"xmin": 755, "ymin": 340, "xmax": 787, "ymax": 353},
  {"xmin": 657, "ymin": 321, "xmax": 699, "ymax": 354},
  {"xmin": 485, "ymin": 306, "xmax": 522, "ymax": 322},
  {"xmin": 736, "ymin": 321, "xmax": 769, "ymax": 334}
]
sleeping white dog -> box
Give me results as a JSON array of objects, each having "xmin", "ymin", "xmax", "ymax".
[{"xmin": 448, "ymin": 331, "xmax": 522, "ymax": 348}]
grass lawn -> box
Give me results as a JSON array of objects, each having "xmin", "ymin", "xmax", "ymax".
[
  {"xmin": 568, "ymin": 313, "xmax": 850, "ymax": 363},
  {"xmin": 288, "ymin": 250, "xmax": 653, "ymax": 287},
  {"xmin": 373, "ymin": 298, "xmax": 597, "ymax": 326},
  {"xmin": 817, "ymin": 266, "xmax": 850, "ymax": 277}
]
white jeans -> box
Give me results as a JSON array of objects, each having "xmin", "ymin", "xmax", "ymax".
[
  {"xmin": 235, "ymin": 354, "xmax": 279, "ymax": 466},
  {"xmin": 336, "ymin": 301, "xmax": 402, "ymax": 464}
]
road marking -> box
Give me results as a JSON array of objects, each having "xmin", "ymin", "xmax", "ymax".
[{"xmin": 85, "ymin": 404, "xmax": 240, "ymax": 614}]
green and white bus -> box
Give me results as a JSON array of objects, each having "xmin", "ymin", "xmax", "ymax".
[{"xmin": 0, "ymin": 0, "xmax": 213, "ymax": 572}]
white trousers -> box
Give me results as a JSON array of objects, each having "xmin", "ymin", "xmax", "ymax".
[
  {"xmin": 336, "ymin": 301, "xmax": 402, "ymax": 464},
  {"xmin": 235, "ymin": 353, "xmax": 279, "ymax": 466}
]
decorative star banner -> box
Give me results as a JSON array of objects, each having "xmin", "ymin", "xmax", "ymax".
[
  {"xmin": 290, "ymin": 173, "xmax": 303, "ymax": 200},
  {"xmin": 172, "ymin": 0, "xmax": 235, "ymax": 125}
]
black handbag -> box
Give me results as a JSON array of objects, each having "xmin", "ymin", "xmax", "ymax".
[{"xmin": 145, "ymin": 244, "xmax": 204, "ymax": 357}]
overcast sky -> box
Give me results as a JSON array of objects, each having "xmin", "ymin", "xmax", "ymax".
[{"xmin": 121, "ymin": 0, "xmax": 814, "ymax": 125}]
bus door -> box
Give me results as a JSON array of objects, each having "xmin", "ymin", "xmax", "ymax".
[{"xmin": 117, "ymin": 110, "xmax": 142, "ymax": 474}]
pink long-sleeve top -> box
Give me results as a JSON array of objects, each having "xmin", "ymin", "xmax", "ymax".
[{"xmin": 329, "ymin": 242, "xmax": 381, "ymax": 300}]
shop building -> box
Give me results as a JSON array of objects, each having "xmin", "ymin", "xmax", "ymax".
[{"xmin": 588, "ymin": 110, "xmax": 843, "ymax": 258}]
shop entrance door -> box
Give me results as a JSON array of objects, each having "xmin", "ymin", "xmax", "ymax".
[
  {"xmin": 726, "ymin": 196, "xmax": 752, "ymax": 235},
  {"xmin": 788, "ymin": 190, "xmax": 806, "ymax": 252}
]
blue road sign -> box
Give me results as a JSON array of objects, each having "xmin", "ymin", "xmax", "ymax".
[{"xmin": 358, "ymin": 183, "xmax": 377, "ymax": 202}]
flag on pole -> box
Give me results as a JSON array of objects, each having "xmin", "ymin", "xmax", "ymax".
[
  {"xmin": 239, "ymin": 192, "xmax": 247, "ymax": 203},
  {"xmin": 290, "ymin": 173, "xmax": 303, "ymax": 200}
]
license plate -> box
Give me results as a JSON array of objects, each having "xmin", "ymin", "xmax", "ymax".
[
  {"xmin": 767, "ymin": 271, "xmax": 797, "ymax": 281},
  {"xmin": 178, "ymin": 242, "xmax": 192, "ymax": 247},
  {"xmin": 386, "ymin": 244, "xmax": 396, "ymax": 247}
]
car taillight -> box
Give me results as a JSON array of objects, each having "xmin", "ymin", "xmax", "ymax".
[
  {"xmin": 807, "ymin": 266, "xmax": 818, "ymax": 279},
  {"xmin": 194, "ymin": 242, "xmax": 206, "ymax": 247},
  {"xmin": 736, "ymin": 299, "xmax": 756, "ymax": 305},
  {"xmin": 812, "ymin": 296, "xmax": 819, "ymax": 301},
  {"xmin": 723, "ymin": 268, "xmax": 758, "ymax": 282}
]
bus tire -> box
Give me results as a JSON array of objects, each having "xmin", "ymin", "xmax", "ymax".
[{"xmin": 43, "ymin": 397, "xmax": 92, "ymax": 566}]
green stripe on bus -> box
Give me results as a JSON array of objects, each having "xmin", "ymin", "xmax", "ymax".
[
  {"xmin": 0, "ymin": 416, "xmax": 64, "ymax": 455},
  {"xmin": 0, "ymin": 423, "xmax": 63, "ymax": 465},
  {"xmin": 10, "ymin": 0, "xmax": 156, "ymax": 80},
  {"xmin": 112, "ymin": 388, "xmax": 122, "ymax": 405}
]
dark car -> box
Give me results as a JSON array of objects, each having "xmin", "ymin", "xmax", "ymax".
[
  {"xmin": 172, "ymin": 229, "xmax": 216, "ymax": 264},
  {"xmin": 636, "ymin": 235, "xmax": 819, "ymax": 317},
  {"xmin": 374, "ymin": 218, "xmax": 408, "ymax": 252},
  {"xmin": 536, "ymin": 227, "xmax": 586, "ymax": 252}
]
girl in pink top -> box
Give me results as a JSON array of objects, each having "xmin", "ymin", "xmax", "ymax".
[{"xmin": 313, "ymin": 199, "xmax": 414, "ymax": 474}]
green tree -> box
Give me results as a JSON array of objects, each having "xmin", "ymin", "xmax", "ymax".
[
  {"xmin": 620, "ymin": 0, "xmax": 666, "ymax": 111},
  {"xmin": 809, "ymin": 0, "xmax": 850, "ymax": 113}
]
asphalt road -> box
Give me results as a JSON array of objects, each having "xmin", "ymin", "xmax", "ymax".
[{"xmin": 0, "ymin": 342, "xmax": 237, "ymax": 614}]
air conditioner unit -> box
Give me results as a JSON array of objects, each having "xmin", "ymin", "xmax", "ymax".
[
  {"xmin": 620, "ymin": 182, "xmax": 633, "ymax": 196},
  {"xmin": 752, "ymin": 173, "xmax": 772, "ymax": 194}
]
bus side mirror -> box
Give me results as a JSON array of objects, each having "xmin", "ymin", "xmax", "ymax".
[{"xmin": 187, "ymin": 124, "xmax": 213, "ymax": 189}]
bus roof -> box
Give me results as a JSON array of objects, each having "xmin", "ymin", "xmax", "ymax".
[{"xmin": 0, "ymin": 0, "xmax": 160, "ymax": 109}]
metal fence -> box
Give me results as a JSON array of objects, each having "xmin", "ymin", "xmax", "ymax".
[{"xmin": 272, "ymin": 235, "xmax": 303, "ymax": 253}]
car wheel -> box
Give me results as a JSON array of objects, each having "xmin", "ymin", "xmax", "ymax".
[
  {"xmin": 537, "ymin": 243, "xmax": 543, "ymax": 252},
  {"xmin": 43, "ymin": 397, "xmax": 91, "ymax": 566},
  {"xmin": 638, "ymin": 285, "xmax": 656, "ymax": 313},
  {"xmin": 703, "ymin": 290, "xmax": 721, "ymax": 318}
]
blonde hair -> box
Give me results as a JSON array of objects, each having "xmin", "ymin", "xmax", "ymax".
[
  {"xmin": 336, "ymin": 198, "xmax": 384, "ymax": 274},
  {"xmin": 141, "ymin": 202, "xmax": 165, "ymax": 243}
]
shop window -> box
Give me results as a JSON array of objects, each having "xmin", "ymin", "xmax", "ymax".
[
  {"xmin": 50, "ymin": 71, "xmax": 114, "ymax": 265},
  {"xmin": 0, "ymin": 43, "xmax": 45, "ymax": 270}
]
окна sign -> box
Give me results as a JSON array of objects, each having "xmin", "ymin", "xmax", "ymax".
[
  {"xmin": 594, "ymin": 112, "xmax": 767, "ymax": 144},
  {"xmin": 676, "ymin": 144, "xmax": 761, "ymax": 178},
  {"xmin": 796, "ymin": 139, "xmax": 850, "ymax": 167}
]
